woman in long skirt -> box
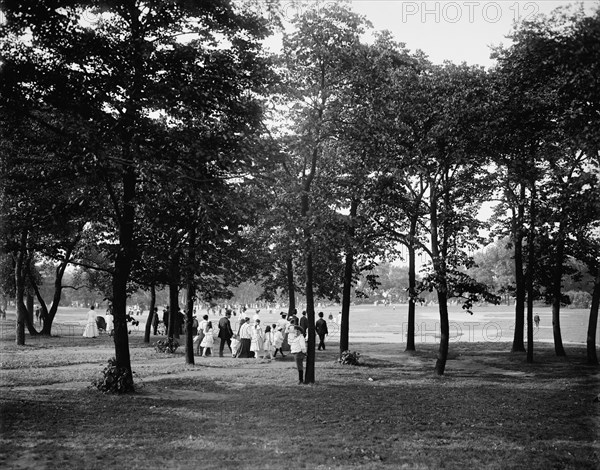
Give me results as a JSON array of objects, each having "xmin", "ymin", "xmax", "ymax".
[
  {"xmin": 250, "ymin": 319, "xmax": 265, "ymax": 359},
  {"xmin": 200, "ymin": 321, "xmax": 214, "ymax": 357},
  {"xmin": 82, "ymin": 306, "xmax": 99, "ymax": 338}
]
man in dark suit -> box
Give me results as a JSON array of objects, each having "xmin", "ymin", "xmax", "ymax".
[
  {"xmin": 315, "ymin": 311, "xmax": 329, "ymax": 350},
  {"xmin": 218, "ymin": 310, "xmax": 234, "ymax": 357},
  {"xmin": 299, "ymin": 310, "xmax": 309, "ymax": 337}
]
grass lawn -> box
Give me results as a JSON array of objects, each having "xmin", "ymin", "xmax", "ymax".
[{"xmin": 0, "ymin": 319, "xmax": 598, "ymax": 470}]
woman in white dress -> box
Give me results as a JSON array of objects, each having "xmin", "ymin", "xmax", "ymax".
[
  {"xmin": 82, "ymin": 306, "xmax": 99, "ymax": 338},
  {"xmin": 250, "ymin": 319, "xmax": 265, "ymax": 359},
  {"xmin": 200, "ymin": 321, "xmax": 214, "ymax": 357}
]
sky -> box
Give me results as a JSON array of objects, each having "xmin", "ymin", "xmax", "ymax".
[{"xmin": 274, "ymin": 1, "xmax": 598, "ymax": 67}]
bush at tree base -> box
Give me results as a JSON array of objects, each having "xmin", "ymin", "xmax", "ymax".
[
  {"xmin": 92, "ymin": 358, "xmax": 135, "ymax": 394},
  {"xmin": 339, "ymin": 350, "xmax": 361, "ymax": 365}
]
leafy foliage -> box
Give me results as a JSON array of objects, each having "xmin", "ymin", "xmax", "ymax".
[
  {"xmin": 154, "ymin": 337, "xmax": 179, "ymax": 354},
  {"xmin": 338, "ymin": 350, "xmax": 361, "ymax": 366},
  {"xmin": 92, "ymin": 358, "xmax": 135, "ymax": 394}
]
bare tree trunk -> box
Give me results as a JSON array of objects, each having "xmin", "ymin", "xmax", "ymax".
[
  {"xmin": 26, "ymin": 292, "xmax": 34, "ymax": 324},
  {"xmin": 168, "ymin": 252, "xmax": 180, "ymax": 339},
  {"xmin": 551, "ymin": 236, "xmax": 566, "ymax": 356},
  {"xmin": 405, "ymin": 217, "xmax": 418, "ymax": 352},
  {"xmin": 587, "ymin": 271, "xmax": 599, "ymax": 365},
  {"xmin": 304, "ymin": 250, "xmax": 316, "ymax": 383},
  {"xmin": 430, "ymin": 184, "xmax": 449, "ymax": 375},
  {"xmin": 302, "ymin": 192, "xmax": 317, "ymax": 384},
  {"xmin": 435, "ymin": 289, "xmax": 450, "ymax": 375},
  {"xmin": 340, "ymin": 199, "xmax": 358, "ymax": 355},
  {"xmin": 111, "ymin": 167, "xmax": 135, "ymax": 386},
  {"xmin": 286, "ymin": 257, "xmax": 296, "ymax": 316},
  {"xmin": 512, "ymin": 191, "xmax": 526, "ymax": 352},
  {"xmin": 144, "ymin": 284, "xmax": 156, "ymax": 343},
  {"xmin": 15, "ymin": 230, "xmax": 27, "ymax": 345},
  {"xmin": 184, "ymin": 226, "xmax": 196, "ymax": 365},
  {"xmin": 526, "ymin": 186, "xmax": 536, "ymax": 364}
]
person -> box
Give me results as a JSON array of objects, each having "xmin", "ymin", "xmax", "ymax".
[
  {"xmin": 162, "ymin": 306, "xmax": 169, "ymax": 333},
  {"xmin": 288, "ymin": 309, "xmax": 299, "ymax": 325},
  {"xmin": 178, "ymin": 309, "xmax": 185, "ymax": 335},
  {"xmin": 200, "ymin": 321, "xmax": 214, "ymax": 357},
  {"xmin": 82, "ymin": 305, "xmax": 99, "ymax": 338},
  {"xmin": 263, "ymin": 325, "xmax": 274, "ymax": 360},
  {"xmin": 534, "ymin": 314, "xmax": 540, "ymax": 328},
  {"xmin": 250, "ymin": 319, "xmax": 265, "ymax": 359},
  {"xmin": 236, "ymin": 317, "xmax": 253, "ymax": 358},
  {"xmin": 218, "ymin": 310, "xmax": 234, "ymax": 357},
  {"xmin": 152, "ymin": 307, "xmax": 159, "ymax": 335},
  {"xmin": 289, "ymin": 325, "xmax": 307, "ymax": 384},
  {"xmin": 105, "ymin": 308, "xmax": 114, "ymax": 336},
  {"xmin": 276, "ymin": 312, "xmax": 288, "ymax": 331},
  {"xmin": 315, "ymin": 311, "xmax": 329, "ymax": 350},
  {"xmin": 191, "ymin": 315, "xmax": 199, "ymax": 336},
  {"xmin": 272, "ymin": 325, "xmax": 285, "ymax": 358},
  {"xmin": 299, "ymin": 310, "xmax": 309, "ymax": 337},
  {"xmin": 196, "ymin": 314, "xmax": 209, "ymax": 355}
]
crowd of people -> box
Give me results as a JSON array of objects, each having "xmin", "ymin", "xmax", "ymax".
[
  {"xmin": 85, "ymin": 303, "xmax": 332, "ymax": 385},
  {"xmin": 188, "ymin": 309, "xmax": 330, "ymax": 384}
]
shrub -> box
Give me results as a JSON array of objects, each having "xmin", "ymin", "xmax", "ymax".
[
  {"xmin": 92, "ymin": 358, "xmax": 135, "ymax": 394},
  {"xmin": 155, "ymin": 337, "xmax": 179, "ymax": 353},
  {"xmin": 339, "ymin": 350, "xmax": 361, "ymax": 365}
]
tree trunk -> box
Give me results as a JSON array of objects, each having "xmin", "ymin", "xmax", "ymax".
[
  {"xmin": 111, "ymin": 166, "xmax": 135, "ymax": 385},
  {"xmin": 551, "ymin": 237, "xmax": 566, "ymax": 356},
  {"xmin": 430, "ymin": 183, "xmax": 449, "ymax": 375},
  {"xmin": 302, "ymin": 190, "xmax": 317, "ymax": 384},
  {"xmin": 586, "ymin": 271, "xmax": 599, "ymax": 365},
  {"xmin": 168, "ymin": 252, "xmax": 180, "ymax": 339},
  {"xmin": 15, "ymin": 230, "xmax": 27, "ymax": 345},
  {"xmin": 405, "ymin": 217, "xmax": 418, "ymax": 352},
  {"xmin": 26, "ymin": 292, "xmax": 34, "ymax": 324},
  {"xmin": 340, "ymin": 199, "xmax": 358, "ymax": 354},
  {"xmin": 304, "ymin": 250, "xmax": 316, "ymax": 384},
  {"xmin": 36, "ymin": 251, "xmax": 72, "ymax": 335},
  {"xmin": 512, "ymin": 193, "xmax": 526, "ymax": 352},
  {"xmin": 526, "ymin": 186, "xmax": 536, "ymax": 364},
  {"xmin": 144, "ymin": 284, "xmax": 156, "ymax": 343},
  {"xmin": 286, "ymin": 257, "xmax": 296, "ymax": 316},
  {"xmin": 184, "ymin": 226, "xmax": 196, "ymax": 365},
  {"xmin": 435, "ymin": 288, "xmax": 450, "ymax": 375},
  {"xmin": 168, "ymin": 282, "xmax": 179, "ymax": 340}
]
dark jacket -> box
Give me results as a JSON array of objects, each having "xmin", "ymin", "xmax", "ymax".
[
  {"xmin": 299, "ymin": 315, "xmax": 309, "ymax": 333},
  {"xmin": 315, "ymin": 318, "xmax": 328, "ymax": 336},
  {"xmin": 218, "ymin": 316, "xmax": 234, "ymax": 339}
]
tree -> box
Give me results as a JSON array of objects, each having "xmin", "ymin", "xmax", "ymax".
[
  {"xmin": 277, "ymin": 3, "xmax": 371, "ymax": 383},
  {"xmin": 414, "ymin": 63, "xmax": 499, "ymax": 375},
  {"xmin": 492, "ymin": 4, "xmax": 600, "ymax": 360},
  {"xmin": 1, "ymin": 1, "xmax": 274, "ymax": 387}
]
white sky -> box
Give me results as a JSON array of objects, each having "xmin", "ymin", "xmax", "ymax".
[{"xmin": 273, "ymin": 1, "xmax": 599, "ymax": 67}]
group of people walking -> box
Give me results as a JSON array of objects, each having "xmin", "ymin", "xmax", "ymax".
[{"xmin": 191, "ymin": 309, "xmax": 330, "ymax": 384}]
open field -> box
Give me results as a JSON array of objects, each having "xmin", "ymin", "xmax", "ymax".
[
  {"xmin": 2, "ymin": 303, "xmax": 596, "ymax": 346},
  {"xmin": 0, "ymin": 305, "xmax": 599, "ymax": 469}
]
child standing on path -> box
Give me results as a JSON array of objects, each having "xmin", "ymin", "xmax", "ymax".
[
  {"xmin": 263, "ymin": 325, "xmax": 274, "ymax": 360},
  {"xmin": 289, "ymin": 325, "xmax": 307, "ymax": 384},
  {"xmin": 272, "ymin": 325, "xmax": 285, "ymax": 358}
]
